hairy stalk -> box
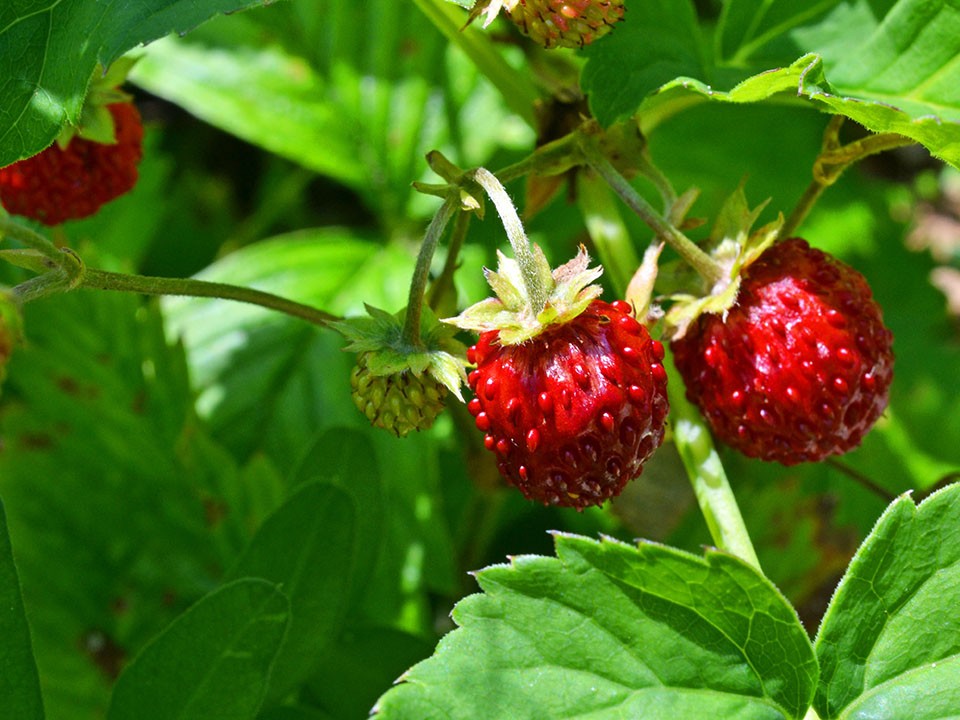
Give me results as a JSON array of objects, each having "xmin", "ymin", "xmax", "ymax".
[
  {"xmin": 402, "ymin": 197, "xmax": 459, "ymax": 346},
  {"xmin": 79, "ymin": 269, "xmax": 337, "ymax": 325},
  {"xmin": 579, "ymin": 138, "xmax": 725, "ymax": 286},
  {"xmin": 469, "ymin": 166, "xmax": 549, "ymax": 312},
  {"xmin": 672, "ymin": 389, "xmax": 762, "ymax": 570},
  {"xmin": 0, "ymin": 215, "xmax": 65, "ymax": 265},
  {"xmin": 782, "ymin": 116, "xmax": 914, "ymax": 238}
]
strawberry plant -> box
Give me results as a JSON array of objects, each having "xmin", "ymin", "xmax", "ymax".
[{"xmin": 1, "ymin": 1, "xmax": 959, "ymax": 719}]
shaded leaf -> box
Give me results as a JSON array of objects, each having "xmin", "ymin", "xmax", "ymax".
[
  {"xmin": 106, "ymin": 579, "xmax": 289, "ymax": 720},
  {"xmin": 289, "ymin": 429, "xmax": 386, "ymax": 611},
  {"xmin": 0, "ymin": 498, "xmax": 44, "ymax": 720},
  {"xmin": 814, "ymin": 483, "xmax": 960, "ymax": 719},
  {"xmin": 224, "ymin": 481, "xmax": 361, "ymax": 701},
  {"xmin": 375, "ymin": 533, "xmax": 817, "ymax": 720}
]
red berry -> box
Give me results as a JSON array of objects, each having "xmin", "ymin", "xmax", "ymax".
[
  {"xmin": 671, "ymin": 238, "xmax": 894, "ymax": 465},
  {"xmin": 0, "ymin": 102, "xmax": 143, "ymax": 225},
  {"xmin": 467, "ymin": 299, "xmax": 669, "ymax": 509}
]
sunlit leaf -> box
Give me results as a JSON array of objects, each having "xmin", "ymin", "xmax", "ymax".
[{"xmin": 375, "ymin": 533, "xmax": 817, "ymax": 719}]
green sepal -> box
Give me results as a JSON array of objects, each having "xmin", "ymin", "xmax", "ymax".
[
  {"xmin": 332, "ymin": 304, "xmax": 469, "ymax": 401},
  {"xmin": 446, "ymin": 245, "xmax": 603, "ymax": 345},
  {"xmin": 57, "ymin": 58, "xmax": 139, "ymax": 148},
  {"xmin": 663, "ymin": 186, "xmax": 782, "ymax": 340}
]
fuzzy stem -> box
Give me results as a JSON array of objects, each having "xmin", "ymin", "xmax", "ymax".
[
  {"xmin": 782, "ymin": 117, "xmax": 914, "ymax": 238},
  {"xmin": 469, "ymin": 167, "xmax": 549, "ymax": 312},
  {"xmin": 0, "ymin": 215, "xmax": 67, "ymax": 265},
  {"xmin": 79, "ymin": 269, "xmax": 337, "ymax": 326},
  {"xmin": 580, "ymin": 140, "xmax": 725, "ymax": 287},
  {"xmin": 673, "ymin": 398, "xmax": 761, "ymax": 569},
  {"xmin": 666, "ymin": 352, "xmax": 761, "ymax": 569},
  {"xmin": 402, "ymin": 197, "xmax": 458, "ymax": 346}
]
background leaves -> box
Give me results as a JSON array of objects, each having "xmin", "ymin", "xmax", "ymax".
[
  {"xmin": 1, "ymin": 0, "xmax": 959, "ymax": 718},
  {"xmin": 583, "ymin": 0, "xmax": 960, "ymax": 167}
]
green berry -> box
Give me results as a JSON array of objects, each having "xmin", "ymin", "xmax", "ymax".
[{"xmin": 350, "ymin": 352, "xmax": 449, "ymax": 437}]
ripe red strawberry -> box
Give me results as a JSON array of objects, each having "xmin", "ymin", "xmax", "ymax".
[
  {"xmin": 449, "ymin": 246, "xmax": 668, "ymax": 509},
  {"xmin": 504, "ymin": 0, "xmax": 625, "ymax": 49},
  {"xmin": 0, "ymin": 102, "xmax": 143, "ymax": 226},
  {"xmin": 670, "ymin": 237, "xmax": 894, "ymax": 465},
  {"xmin": 466, "ymin": 299, "xmax": 668, "ymax": 508}
]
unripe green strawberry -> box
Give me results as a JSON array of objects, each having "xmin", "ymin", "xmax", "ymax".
[
  {"xmin": 505, "ymin": 0, "xmax": 625, "ymax": 49},
  {"xmin": 333, "ymin": 305, "xmax": 469, "ymax": 438},
  {"xmin": 351, "ymin": 352, "xmax": 449, "ymax": 437}
]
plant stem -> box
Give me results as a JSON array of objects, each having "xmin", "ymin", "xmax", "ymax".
[
  {"xmin": 782, "ymin": 117, "xmax": 914, "ymax": 238},
  {"xmin": 402, "ymin": 197, "xmax": 459, "ymax": 346},
  {"xmin": 79, "ymin": 269, "xmax": 337, "ymax": 326},
  {"xmin": 579, "ymin": 139, "xmax": 725, "ymax": 287},
  {"xmin": 0, "ymin": 215, "xmax": 66, "ymax": 265},
  {"xmin": 469, "ymin": 166, "xmax": 549, "ymax": 312},
  {"xmin": 667, "ymin": 355, "xmax": 761, "ymax": 569}
]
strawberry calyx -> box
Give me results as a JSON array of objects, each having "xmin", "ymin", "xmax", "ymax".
[
  {"xmin": 57, "ymin": 57, "xmax": 139, "ymax": 149},
  {"xmin": 445, "ymin": 244, "xmax": 603, "ymax": 345},
  {"xmin": 647, "ymin": 185, "xmax": 783, "ymax": 341},
  {"xmin": 333, "ymin": 304, "xmax": 469, "ymax": 402}
]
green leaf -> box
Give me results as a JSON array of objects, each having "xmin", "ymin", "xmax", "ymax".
[
  {"xmin": 289, "ymin": 429, "xmax": 386, "ymax": 611},
  {"xmin": 0, "ymin": 290, "xmax": 243, "ymax": 719},
  {"xmin": 0, "ymin": 498, "xmax": 44, "ymax": 720},
  {"xmin": 0, "ymin": 0, "xmax": 275, "ymax": 167},
  {"xmin": 814, "ymin": 482, "xmax": 960, "ymax": 719},
  {"xmin": 581, "ymin": 0, "xmax": 707, "ymax": 127},
  {"xmin": 584, "ymin": 3, "xmax": 960, "ymax": 168},
  {"xmin": 106, "ymin": 578, "xmax": 289, "ymax": 720},
  {"xmin": 375, "ymin": 533, "xmax": 817, "ymax": 720},
  {"xmin": 223, "ymin": 480, "xmax": 362, "ymax": 701},
  {"xmin": 130, "ymin": 37, "xmax": 369, "ymax": 190}
]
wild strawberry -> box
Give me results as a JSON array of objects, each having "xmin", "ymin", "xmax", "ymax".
[
  {"xmin": 350, "ymin": 352, "xmax": 450, "ymax": 437},
  {"xmin": 670, "ymin": 237, "xmax": 894, "ymax": 465},
  {"xmin": 0, "ymin": 101, "xmax": 143, "ymax": 226},
  {"xmin": 470, "ymin": 0, "xmax": 624, "ymax": 49},
  {"xmin": 334, "ymin": 305, "xmax": 469, "ymax": 438},
  {"xmin": 449, "ymin": 247, "xmax": 668, "ymax": 509}
]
